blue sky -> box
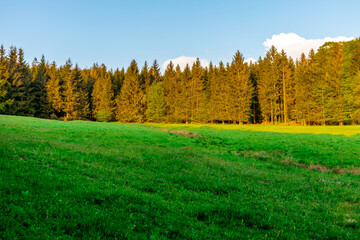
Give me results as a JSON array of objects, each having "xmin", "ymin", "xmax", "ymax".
[{"xmin": 1, "ymin": 0, "xmax": 359, "ymax": 70}]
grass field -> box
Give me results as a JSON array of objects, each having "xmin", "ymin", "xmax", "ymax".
[{"xmin": 1, "ymin": 115, "xmax": 360, "ymax": 239}]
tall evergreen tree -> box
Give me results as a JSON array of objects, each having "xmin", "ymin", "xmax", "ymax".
[
  {"xmin": 146, "ymin": 81, "xmax": 166, "ymax": 122},
  {"xmin": 32, "ymin": 55, "xmax": 51, "ymax": 117},
  {"xmin": 139, "ymin": 61, "xmax": 150, "ymax": 92},
  {"xmin": 149, "ymin": 60, "xmax": 161, "ymax": 84},
  {"xmin": 249, "ymin": 61, "xmax": 261, "ymax": 123},
  {"xmin": 352, "ymin": 72, "xmax": 360, "ymax": 123},
  {"xmin": 175, "ymin": 64, "xmax": 191, "ymax": 123},
  {"xmin": 294, "ymin": 53, "xmax": 310, "ymax": 124},
  {"xmin": 278, "ymin": 50, "xmax": 294, "ymax": 123},
  {"xmin": 257, "ymin": 46, "xmax": 279, "ymax": 124},
  {"xmin": 327, "ymin": 43, "xmax": 345, "ymax": 124},
  {"xmin": 229, "ymin": 51, "xmax": 253, "ymax": 123},
  {"xmin": 163, "ymin": 61, "xmax": 177, "ymax": 122},
  {"xmin": 62, "ymin": 61, "xmax": 89, "ymax": 120},
  {"xmin": 172, "ymin": 65, "xmax": 183, "ymax": 122},
  {"xmin": 112, "ymin": 67, "xmax": 125, "ymax": 97},
  {"xmin": 92, "ymin": 65, "xmax": 114, "ymax": 121},
  {"xmin": 0, "ymin": 45, "xmax": 12, "ymax": 112},
  {"xmin": 116, "ymin": 60, "xmax": 144, "ymax": 122},
  {"xmin": 190, "ymin": 58, "xmax": 204, "ymax": 122},
  {"xmin": 209, "ymin": 62, "xmax": 227, "ymax": 123},
  {"xmin": 8, "ymin": 48, "xmax": 32, "ymax": 115},
  {"xmin": 46, "ymin": 61, "xmax": 63, "ymax": 117},
  {"xmin": 312, "ymin": 44, "xmax": 334, "ymax": 125}
]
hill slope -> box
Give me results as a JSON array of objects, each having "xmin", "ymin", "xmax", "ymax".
[{"xmin": 0, "ymin": 115, "xmax": 359, "ymax": 239}]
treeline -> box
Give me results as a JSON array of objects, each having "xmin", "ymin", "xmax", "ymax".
[{"xmin": 0, "ymin": 39, "xmax": 360, "ymax": 125}]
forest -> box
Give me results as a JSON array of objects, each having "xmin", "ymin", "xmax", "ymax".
[{"xmin": 0, "ymin": 38, "xmax": 359, "ymax": 125}]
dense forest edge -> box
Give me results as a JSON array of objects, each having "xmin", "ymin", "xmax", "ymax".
[{"xmin": 0, "ymin": 38, "xmax": 360, "ymax": 125}]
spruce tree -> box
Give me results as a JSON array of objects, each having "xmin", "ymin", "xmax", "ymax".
[
  {"xmin": 8, "ymin": 48, "xmax": 33, "ymax": 116},
  {"xmin": 294, "ymin": 53, "xmax": 310, "ymax": 124},
  {"xmin": 146, "ymin": 81, "xmax": 166, "ymax": 122},
  {"xmin": 328, "ymin": 43, "xmax": 345, "ymax": 124},
  {"xmin": 249, "ymin": 61, "xmax": 261, "ymax": 123},
  {"xmin": 92, "ymin": 67, "xmax": 114, "ymax": 121},
  {"xmin": 229, "ymin": 51, "xmax": 253, "ymax": 124},
  {"xmin": 149, "ymin": 60, "xmax": 161, "ymax": 84},
  {"xmin": 163, "ymin": 61, "xmax": 177, "ymax": 122},
  {"xmin": 175, "ymin": 64, "xmax": 191, "ymax": 123},
  {"xmin": 62, "ymin": 59, "xmax": 78, "ymax": 120},
  {"xmin": 139, "ymin": 61, "xmax": 150, "ymax": 92},
  {"xmin": 278, "ymin": 50, "xmax": 293, "ymax": 123},
  {"xmin": 209, "ymin": 62, "xmax": 227, "ymax": 123},
  {"xmin": 32, "ymin": 55, "xmax": 51, "ymax": 117},
  {"xmin": 352, "ymin": 72, "xmax": 360, "ymax": 123},
  {"xmin": 62, "ymin": 61, "xmax": 89, "ymax": 120},
  {"xmin": 0, "ymin": 45, "xmax": 12, "ymax": 112},
  {"xmin": 46, "ymin": 62, "xmax": 63, "ymax": 118},
  {"xmin": 116, "ymin": 60, "xmax": 144, "ymax": 122},
  {"xmin": 190, "ymin": 58, "xmax": 204, "ymax": 122},
  {"xmin": 173, "ymin": 64, "xmax": 183, "ymax": 122},
  {"xmin": 313, "ymin": 44, "xmax": 333, "ymax": 125},
  {"xmin": 113, "ymin": 67, "xmax": 125, "ymax": 97},
  {"xmin": 257, "ymin": 51, "xmax": 276, "ymax": 123}
]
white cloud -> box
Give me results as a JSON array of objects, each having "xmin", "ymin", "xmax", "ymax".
[
  {"xmin": 245, "ymin": 57, "xmax": 256, "ymax": 64},
  {"xmin": 162, "ymin": 56, "xmax": 210, "ymax": 72},
  {"xmin": 263, "ymin": 33, "xmax": 354, "ymax": 60}
]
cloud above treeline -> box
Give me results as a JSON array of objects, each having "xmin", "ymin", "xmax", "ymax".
[
  {"xmin": 161, "ymin": 56, "xmax": 209, "ymax": 71},
  {"xmin": 161, "ymin": 33, "xmax": 354, "ymax": 70},
  {"xmin": 244, "ymin": 57, "xmax": 256, "ymax": 64},
  {"xmin": 263, "ymin": 33, "xmax": 354, "ymax": 60}
]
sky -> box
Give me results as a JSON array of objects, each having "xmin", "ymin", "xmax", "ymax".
[{"xmin": 1, "ymin": 0, "xmax": 359, "ymax": 71}]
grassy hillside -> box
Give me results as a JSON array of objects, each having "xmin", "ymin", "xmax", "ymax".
[{"xmin": 0, "ymin": 115, "xmax": 359, "ymax": 239}]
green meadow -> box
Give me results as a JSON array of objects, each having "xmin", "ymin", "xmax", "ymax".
[{"xmin": 1, "ymin": 115, "xmax": 360, "ymax": 239}]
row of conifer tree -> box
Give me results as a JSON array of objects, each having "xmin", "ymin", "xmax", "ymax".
[{"xmin": 0, "ymin": 38, "xmax": 359, "ymax": 125}]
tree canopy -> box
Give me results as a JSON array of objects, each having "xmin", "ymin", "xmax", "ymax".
[{"xmin": 1, "ymin": 38, "xmax": 360, "ymax": 125}]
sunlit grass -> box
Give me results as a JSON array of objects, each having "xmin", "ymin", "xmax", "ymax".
[
  {"xmin": 151, "ymin": 123, "xmax": 360, "ymax": 136},
  {"xmin": 1, "ymin": 115, "xmax": 360, "ymax": 239}
]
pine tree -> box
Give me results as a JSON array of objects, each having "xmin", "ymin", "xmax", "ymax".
[
  {"xmin": 209, "ymin": 62, "xmax": 227, "ymax": 123},
  {"xmin": 352, "ymin": 72, "xmax": 360, "ymax": 123},
  {"xmin": 163, "ymin": 61, "xmax": 177, "ymax": 122},
  {"xmin": 146, "ymin": 81, "xmax": 166, "ymax": 122},
  {"xmin": 328, "ymin": 43, "xmax": 345, "ymax": 124},
  {"xmin": 229, "ymin": 51, "xmax": 253, "ymax": 123},
  {"xmin": 46, "ymin": 61, "xmax": 63, "ymax": 118},
  {"xmin": 113, "ymin": 67, "xmax": 125, "ymax": 97},
  {"xmin": 149, "ymin": 60, "xmax": 161, "ymax": 84},
  {"xmin": 8, "ymin": 48, "xmax": 33, "ymax": 116},
  {"xmin": 116, "ymin": 60, "xmax": 144, "ymax": 122},
  {"xmin": 175, "ymin": 64, "xmax": 192, "ymax": 123},
  {"xmin": 62, "ymin": 59, "xmax": 78, "ymax": 120},
  {"xmin": 62, "ymin": 60, "xmax": 89, "ymax": 120},
  {"xmin": 249, "ymin": 61, "xmax": 261, "ymax": 123},
  {"xmin": 92, "ymin": 66, "xmax": 114, "ymax": 121},
  {"xmin": 278, "ymin": 50, "xmax": 294, "ymax": 123},
  {"xmin": 257, "ymin": 46, "xmax": 280, "ymax": 124},
  {"xmin": 139, "ymin": 61, "xmax": 150, "ymax": 92},
  {"xmin": 74, "ymin": 64, "xmax": 90, "ymax": 119},
  {"xmin": 190, "ymin": 58, "xmax": 204, "ymax": 122},
  {"xmin": 32, "ymin": 55, "xmax": 51, "ymax": 117},
  {"xmin": 294, "ymin": 53, "xmax": 310, "ymax": 124},
  {"xmin": 199, "ymin": 65, "xmax": 211, "ymax": 122},
  {"xmin": 173, "ymin": 64, "xmax": 183, "ymax": 122},
  {"xmin": 139, "ymin": 61, "xmax": 150, "ymax": 120},
  {"xmin": 349, "ymin": 40, "xmax": 360, "ymax": 123},
  {"xmin": 0, "ymin": 45, "xmax": 12, "ymax": 112}
]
